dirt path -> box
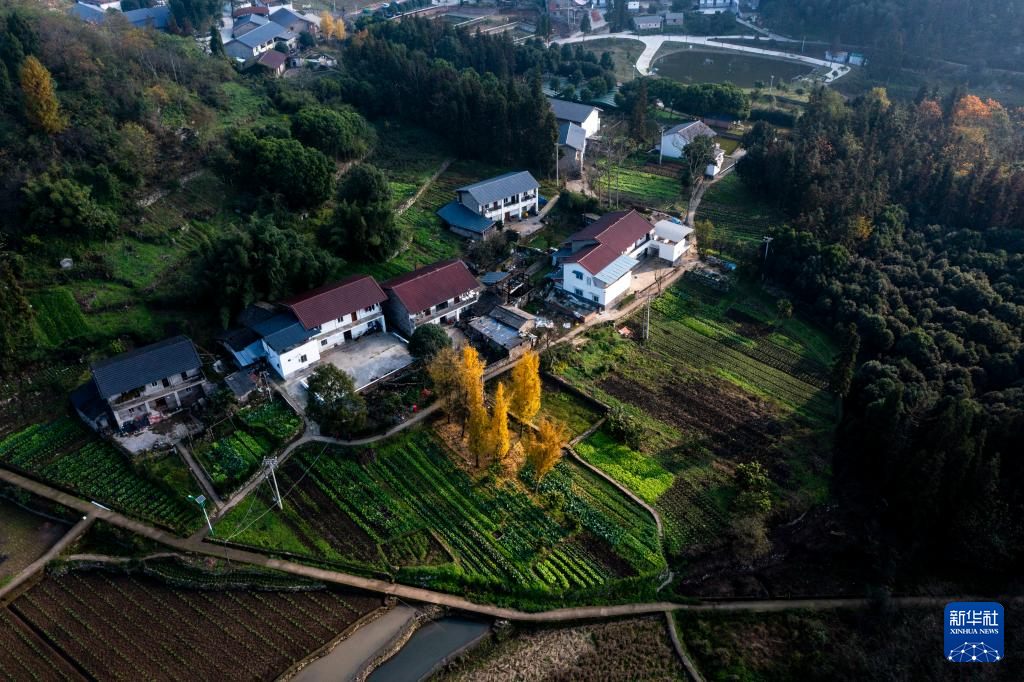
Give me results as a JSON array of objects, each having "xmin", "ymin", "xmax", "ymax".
[
  {"xmin": 175, "ymin": 443, "xmax": 222, "ymax": 509},
  {"xmin": 2, "ymin": 467, "xmax": 1004, "ymax": 623},
  {"xmin": 0, "ymin": 512, "xmax": 95, "ymax": 605},
  {"xmin": 396, "ymin": 158, "xmax": 454, "ymax": 215}
]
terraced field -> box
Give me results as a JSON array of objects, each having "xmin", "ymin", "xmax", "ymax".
[
  {"xmin": 594, "ymin": 156, "xmax": 688, "ymax": 213},
  {"xmin": 550, "ymin": 280, "xmax": 838, "ymax": 554},
  {"xmin": 694, "ymin": 173, "xmax": 785, "ymax": 258},
  {"xmin": 214, "ymin": 428, "xmax": 664, "ymax": 600}
]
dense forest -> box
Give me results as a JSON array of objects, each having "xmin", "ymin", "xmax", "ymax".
[
  {"xmin": 760, "ymin": 0, "xmax": 1024, "ymax": 72},
  {"xmin": 737, "ymin": 88, "xmax": 1024, "ymax": 583}
]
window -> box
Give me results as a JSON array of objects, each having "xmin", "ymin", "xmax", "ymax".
[
  {"xmin": 321, "ymin": 339, "xmax": 328, "ymax": 346},
  {"xmin": 591, "ymin": 294, "xmax": 599, "ymax": 302},
  {"xmin": 586, "ymin": 277, "xmax": 593, "ymax": 286},
  {"xmin": 180, "ymin": 371, "xmax": 188, "ymax": 380},
  {"xmin": 299, "ymin": 354, "xmax": 308, "ymax": 363},
  {"xmin": 574, "ymin": 288, "xmax": 583, "ymax": 296},
  {"xmin": 574, "ymin": 271, "xmax": 584, "ymax": 280},
  {"xmin": 151, "ymin": 382, "xmax": 159, "ymax": 387},
  {"xmin": 351, "ymin": 312, "xmax": 357, "ymax": 322},
  {"xmin": 161, "ymin": 378, "xmax": 170, "ymax": 388}
]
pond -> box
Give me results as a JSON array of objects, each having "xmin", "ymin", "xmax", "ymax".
[
  {"xmin": 367, "ymin": 618, "xmax": 491, "ymax": 682},
  {"xmin": 653, "ymin": 49, "xmax": 812, "ymax": 88}
]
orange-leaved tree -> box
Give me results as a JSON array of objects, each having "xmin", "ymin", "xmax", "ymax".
[
  {"xmin": 525, "ymin": 417, "xmax": 568, "ymax": 483},
  {"xmin": 20, "ymin": 56, "xmax": 65, "ymax": 135},
  {"xmin": 320, "ymin": 12, "xmax": 336, "ymax": 39},
  {"xmin": 427, "ymin": 346, "xmax": 461, "ymax": 422},
  {"xmin": 510, "ymin": 349, "xmax": 541, "ymax": 425},
  {"xmin": 490, "ymin": 381, "xmax": 510, "ymax": 462},
  {"xmin": 458, "ymin": 345, "xmax": 486, "ymax": 434}
]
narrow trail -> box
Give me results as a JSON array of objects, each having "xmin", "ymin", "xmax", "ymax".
[
  {"xmin": 396, "ymin": 158, "xmax": 454, "ymax": 215},
  {"xmin": 175, "ymin": 442, "xmax": 221, "ymax": 508},
  {"xmin": 665, "ymin": 611, "xmax": 706, "ymax": 682},
  {"xmin": 0, "ymin": 512, "xmax": 95, "ymax": 605},
  {"xmin": 0, "ymin": 468, "xmax": 1005, "ymax": 623}
]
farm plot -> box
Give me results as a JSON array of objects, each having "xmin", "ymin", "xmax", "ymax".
[
  {"xmin": 0, "ymin": 608, "xmax": 85, "ymax": 681},
  {"xmin": 548, "ymin": 280, "xmax": 838, "ymax": 553},
  {"xmin": 216, "ymin": 428, "xmax": 663, "ymax": 599},
  {"xmin": 594, "ymin": 156, "xmax": 687, "ymax": 213},
  {"xmin": 0, "ymin": 418, "xmax": 200, "ymax": 533},
  {"xmin": 193, "ymin": 398, "xmax": 302, "ymax": 495},
  {"xmin": 0, "ymin": 498, "xmax": 70, "ymax": 586},
  {"xmin": 537, "ymin": 380, "xmax": 604, "ymax": 437},
  {"xmin": 695, "ymin": 173, "xmax": 785, "ymax": 257},
  {"xmin": 436, "ymin": 616, "xmax": 684, "ymax": 681},
  {"xmin": 10, "ymin": 570, "xmax": 381, "ymax": 682},
  {"xmin": 368, "ymin": 122, "xmax": 453, "ymax": 206}
]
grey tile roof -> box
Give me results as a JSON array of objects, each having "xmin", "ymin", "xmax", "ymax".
[
  {"xmin": 91, "ymin": 336, "xmax": 202, "ymax": 399},
  {"xmin": 124, "ymin": 5, "xmax": 170, "ymax": 28},
  {"xmin": 664, "ymin": 120, "xmax": 716, "ymax": 142},
  {"xmin": 457, "ymin": 171, "xmax": 539, "ymax": 207},
  {"xmin": 437, "ymin": 201, "xmax": 496, "ymax": 234},
  {"xmin": 558, "ymin": 122, "xmax": 587, "ymax": 151},
  {"xmin": 70, "ymin": 2, "xmax": 108, "ymax": 23},
  {"xmin": 548, "ymin": 97, "xmax": 599, "ymax": 125},
  {"xmin": 251, "ymin": 313, "xmax": 315, "ymax": 353},
  {"xmin": 235, "ymin": 22, "xmax": 295, "ymax": 48}
]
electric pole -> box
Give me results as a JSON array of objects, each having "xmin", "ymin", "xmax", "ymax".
[
  {"xmin": 263, "ymin": 457, "xmax": 283, "ymax": 510},
  {"xmin": 762, "ymin": 235, "xmax": 773, "ymax": 280},
  {"xmin": 643, "ymin": 296, "xmax": 652, "ymax": 344}
]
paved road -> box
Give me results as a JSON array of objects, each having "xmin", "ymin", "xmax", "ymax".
[
  {"xmin": 553, "ymin": 32, "xmax": 851, "ymax": 82},
  {"xmin": 3, "ymin": 467, "xmax": 1014, "ymax": 623}
]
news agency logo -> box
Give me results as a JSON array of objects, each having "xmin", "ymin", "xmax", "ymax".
[{"xmin": 945, "ymin": 602, "xmax": 1003, "ymax": 662}]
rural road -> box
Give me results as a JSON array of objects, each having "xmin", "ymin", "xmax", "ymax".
[
  {"xmin": 1, "ymin": 467, "xmax": 1007, "ymax": 623},
  {"xmin": 553, "ymin": 32, "xmax": 851, "ymax": 82}
]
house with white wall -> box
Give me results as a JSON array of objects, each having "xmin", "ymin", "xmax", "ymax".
[
  {"xmin": 224, "ymin": 22, "xmax": 296, "ymax": 61},
  {"xmin": 651, "ymin": 220, "xmax": 695, "ymax": 263},
  {"xmin": 72, "ymin": 336, "xmax": 208, "ymax": 432},
  {"xmin": 659, "ymin": 120, "xmax": 717, "ymax": 161},
  {"xmin": 548, "ymin": 98, "xmax": 602, "ymax": 139},
  {"xmin": 382, "ymin": 260, "xmax": 483, "ymax": 337},
  {"xmin": 554, "ymin": 210, "xmax": 658, "ymax": 309},
  {"xmin": 438, "ymin": 171, "xmax": 540, "ymax": 239},
  {"xmin": 219, "ymin": 275, "xmax": 388, "ymax": 379}
]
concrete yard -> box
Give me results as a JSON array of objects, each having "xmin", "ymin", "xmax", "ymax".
[{"xmin": 281, "ymin": 332, "xmax": 415, "ymax": 408}]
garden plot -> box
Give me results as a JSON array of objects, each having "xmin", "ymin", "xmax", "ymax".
[
  {"xmin": 0, "ymin": 498, "xmax": 70, "ymax": 586},
  {"xmin": 369, "ymin": 122, "xmax": 454, "ymax": 207},
  {"xmin": 215, "ymin": 428, "xmax": 664, "ymax": 601},
  {"xmin": 548, "ymin": 280, "xmax": 838, "ymax": 554},
  {"xmin": 0, "ymin": 417, "xmax": 200, "ymax": 533},
  {"xmin": 437, "ymin": 615, "xmax": 684, "ymax": 681},
  {"xmin": 694, "ymin": 173, "xmax": 785, "ymax": 257},
  {"xmin": 594, "ymin": 156, "xmax": 687, "ymax": 213},
  {"xmin": 9, "ymin": 569, "xmax": 381, "ymax": 682}
]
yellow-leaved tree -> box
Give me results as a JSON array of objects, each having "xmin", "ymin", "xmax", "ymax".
[
  {"xmin": 525, "ymin": 417, "xmax": 568, "ymax": 484},
  {"xmin": 320, "ymin": 12, "xmax": 336, "ymax": 40},
  {"xmin": 427, "ymin": 346, "xmax": 461, "ymax": 422},
  {"xmin": 510, "ymin": 349, "xmax": 541, "ymax": 425},
  {"xmin": 490, "ymin": 381, "xmax": 510, "ymax": 462},
  {"xmin": 458, "ymin": 345, "xmax": 486, "ymax": 432},
  {"xmin": 467, "ymin": 399, "xmax": 491, "ymax": 469},
  {"xmin": 335, "ymin": 15, "xmax": 347, "ymax": 40},
  {"xmin": 20, "ymin": 56, "xmax": 65, "ymax": 135}
]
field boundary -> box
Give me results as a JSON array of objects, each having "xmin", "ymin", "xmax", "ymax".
[
  {"xmin": 665, "ymin": 611, "xmax": 706, "ymax": 682},
  {"xmin": 396, "ymin": 157, "xmax": 454, "ymax": 215},
  {"xmin": 0, "ymin": 512, "xmax": 95, "ymax": 607}
]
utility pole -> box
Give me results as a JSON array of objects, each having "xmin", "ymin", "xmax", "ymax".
[
  {"xmin": 643, "ymin": 296, "xmax": 652, "ymax": 343},
  {"xmin": 762, "ymin": 235, "xmax": 773, "ymax": 280},
  {"xmin": 188, "ymin": 495, "xmax": 214, "ymax": 536},
  {"xmin": 263, "ymin": 456, "xmax": 283, "ymax": 510}
]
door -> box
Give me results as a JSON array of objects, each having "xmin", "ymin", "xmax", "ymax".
[{"xmin": 343, "ymin": 330, "xmax": 353, "ymax": 342}]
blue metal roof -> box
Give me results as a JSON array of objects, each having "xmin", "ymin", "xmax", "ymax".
[
  {"xmin": 456, "ymin": 171, "xmax": 539, "ymax": 207},
  {"xmin": 70, "ymin": 2, "xmax": 108, "ymax": 23},
  {"xmin": 251, "ymin": 313, "xmax": 315, "ymax": 353},
  {"xmin": 437, "ymin": 201, "xmax": 496, "ymax": 235},
  {"xmin": 594, "ymin": 254, "xmax": 639, "ymax": 285}
]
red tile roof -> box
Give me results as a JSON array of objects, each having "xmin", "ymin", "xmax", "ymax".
[
  {"xmin": 281, "ymin": 274, "xmax": 387, "ymax": 330},
  {"xmin": 234, "ymin": 6, "xmax": 270, "ymax": 17},
  {"xmin": 256, "ymin": 50, "xmax": 287, "ymax": 70},
  {"xmin": 563, "ymin": 210, "xmax": 654, "ymax": 274},
  {"xmin": 382, "ymin": 260, "xmax": 481, "ymax": 314}
]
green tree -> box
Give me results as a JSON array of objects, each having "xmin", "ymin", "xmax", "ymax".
[
  {"xmin": 336, "ymin": 163, "xmax": 391, "ymax": 205},
  {"xmin": 168, "ymin": 0, "xmax": 221, "ymax": 32},
  {"xmin": 253, "ymin": 137, "xmax": 333, "ymax": 209},
  {"xmin": 20, "ymin": 55, "xmax": 65, "ymax": 135},
  {"xmin": 202, "ymin": 216, "xmax": 338, "ymax": 326},
  {"xmin": 291, "ymin": 106, "xmax": 372, "ymax": 160},
  {"xmin": 0, "ymin": 245, "xmax": 32, "ymax": 375},
  {"xmin": 209, "ymin": 25, "xmax": 224, "ymax": 57},
  {"xmin": 682, "ymin": 135, "xmax": 717, "ymax": 192},
  {"xmin": 409, "ymin": 324, "xmax": 452, "ymax": 360},
  {"xmin": 304, "ymin": 365, "xmax": 367, "ymax": 437},
  {"xmin": 324, "ymin": 201, "xmax": 401, "ymax": 263},
  {"xmin": 580, "ymin": 12, "xmax": 591, "ymax": 33},
  {"xmin": 21, "ymin": 174, "xmax": 117, "ymax": 241},
  {"xmin": 830, "ymin": 323, "xmax": 860, "ymax": 397},
  {"xmin": 693, "ymin": 218, "xmax": 715, "ymax": 257}
]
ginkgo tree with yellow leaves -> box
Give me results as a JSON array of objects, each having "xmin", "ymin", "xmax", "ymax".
[
  {"xmin": 20, "ymin": 56, "xmax": 65, "ymax": 135},
  {"xmin": 510, "ymin": 349, "xmax": 542, "ymax": 425},
  {"xmin": 525, "ymin": 417, "xmax": 569, "ymax": 484}
]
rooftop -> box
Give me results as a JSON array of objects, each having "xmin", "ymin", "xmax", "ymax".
[
  {"xmin": 233, "ymin": 22, "xmax": 295, "ymax": 48},
  {"xmin": 91, "ymin": 336, "xmax": 202, "ymax": 399},
  {"xmin": 563, "ymin": 210, "xmax": 655, "ymax": 276},
  {"xmin": 281, "ymin": 274, "xmax": 387, "ymax": 330},
  {"xmin": 489, "ymin": 304, "xmax": 535, "ymax": 332},
  {"xmin": 383, "ymin": 259, "xmax": 481, "ymax": 314},
  {"xmin": 251, "ymin": 313, "xmax": 316, "ymax": 353},
  {"xmin": 547, "ymin": 97, "xmax": 599, "ymax": 125},
  {"xmin": 558, "ymin": 122, "xmax": 586, "ymax": 151},
  {"xmin": 437, "ymin": 200, "xmax": 497, "ymax": 235},
  {"xmin": 456, "ymin": 171, "xmax": 539, "ymax": 207},
  {"xmin": 256, "ymin": 49, "xmax": 288, "ymax": 69}
]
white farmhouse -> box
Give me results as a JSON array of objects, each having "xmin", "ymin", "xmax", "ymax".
[
  {"xmin": 555, "ymin": 210, "xmax": 657, "ymax": 309},
  {"xmin": 651, "ymin": 220, "xmax": 695, "ymax": 263},
  {"xmin": 437, "ymin": 171, "xmax": 540, "ymax": 239},
  {"xmin": 548, "ymin": 98, "xmax": 602, "ymax": 139},
  {"xmin": 659, "ymin": 120, "xmax": 717, "ymax": 161}
]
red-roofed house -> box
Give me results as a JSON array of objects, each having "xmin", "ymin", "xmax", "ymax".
[
  {"xmin": 555, "ymin": 210, "xmax": 657, "ymax": 308},
  {"xmin": 382, "ymin": 260, "xmax": 482, "ymax": 336},
  {"xmin": 233, "ymin": 5, "xmax": 270, "ymax": 18},
  {"xmin": 255, "ymin": 49, "xmax": 287, "ymax": 77}
]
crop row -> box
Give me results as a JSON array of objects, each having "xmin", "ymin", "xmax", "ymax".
[
  {"xmin": 238, "ymin": 400, "xmax": 302, "ymax": 443},
  {"xmin": 0, "ymin": 418, "xmax": 86, "ymax": 470}
]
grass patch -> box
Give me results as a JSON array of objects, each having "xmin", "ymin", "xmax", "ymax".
[
  {"xmin": 574, "ymin": 429, "xmax": 674, "ymax": 504},
  {"xmin": 29, "ymin": 288, "xmax": 90, "ymax": 348},
  {"xmin": 538, "ymin": 381, "xmax": 604, "ymax": 437}
]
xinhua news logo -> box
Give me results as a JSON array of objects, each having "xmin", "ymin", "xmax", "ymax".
[{"xmin": 945, "ymin": 602, "xmax": 1004, "ymax": 663}]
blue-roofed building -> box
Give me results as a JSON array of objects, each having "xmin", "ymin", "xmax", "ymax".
[
  {"xmin": 437, "ymin": 171, "xmax": 539, "ymax": 240},
  {"xmin": 224, "ymin": 22, "xmax": 296, "ymax": 61},
  {"xmin": 123, "ymin": 5, "xmax": 171, "ymax": 29},
  {"xmin": 558, "ymin": 121, "xmax": 587, "ymax": 174}
]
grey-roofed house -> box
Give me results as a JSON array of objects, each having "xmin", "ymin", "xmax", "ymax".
[
  {"xmin": 123, "ymin": 5, "xmax": 171, "ymax": 29},
  {"xmin": 437, "ymin": 171, "xmax": 539, "ymax": 239},
  {"xmin": 224, "ymin": 22, "xmax": 296, "ymax": 61},
  {"xmin": 70, "ymin": 2, "xmax": 108, "ymax": 24},
  {"xmin": 268, "ymin": 7, "xmax": 319, "ymax": 35},
  {"xmin": 548, "ymin": 97, "xmax": 601, "ymax": 138},
  {"xmin": 468, "ymin": 305, "xmax": 537, "ymax": 358},
  {"xmin": 74, "ymin": 336, "xmax": 207, "ymax": 431},
  {"xmin": 659, "ymin": 120, "xmax": 717, "ymax": 160},
  {"xmin": 663, "ymin": 12, "xmax": 686, "ymax": 27},
  {"xmin": 558, "ymin": 121, "xmax": 587, "ymax": 173},
  {"xmin": 233, "ymin": 13, "xmax": 270, "ymax": 37},
  {"xmin": 634, "ymin": 14, "xmax": 664, "ymax": 32}
]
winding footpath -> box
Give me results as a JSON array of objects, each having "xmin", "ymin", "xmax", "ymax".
[
  {"xmin": 0, "ymin": 467, "xmax": 1006, "ymax": 623},
  {"xmin": 553, "ymin": 32, "xmax": 851, "ymax": 82}
]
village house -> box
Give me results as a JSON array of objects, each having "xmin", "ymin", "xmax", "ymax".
[
  {"xmin": 468, "ymin": 304, "xmax": 537, "ymax": 359},
  {"xmin": 437, "ymin": 171, "xmax": 540, "ymax": 239},
  {"xmin": 224, "ymin": 22, "xmax": 296, "ymax": 61},
  {"xmin": 70, "ymin": 1, "xmax": 171, "ymax": 29},
  {"xmin": 558, "ymin": 122, "xmax": 587, "ymax": 175},
  {"xmin": 220, "ymin": 274, "xmax": 389, "ymax": 380},
  {"xmin": 233, "ymin": 5, "xmax": 270, "ymax": 19},
  {"xmin": 71, "ymin": 336, "xmax": 207, "ymax": 432},
  {"xmin": 663, "ymin": 12, "xmax": 686, "ymax": 28},
  {"xmin": 254, "ymin": 49, "xmax": 288, "ymax": 77},
  {"xmin": 634, "ymin": 15, "xmax": 664, "ymax": 32},
  {"xmin": 651, "ymin": 219, "xmax": 695, "ymax": 263},
  {"xmin": 554, "ymin": 210, "xmax": 659, "ymax": 309},
  {"xmin": 659, "ymin": 120, "xmax": 717, "ymax": 160},
  {"xmin": 698, "ymin": 0, "xmax": 739, "ymax": 13},
  {"xmin": 233, "ymin": 13, "xmax": 270, "ymax": 38},
  {"xmin": 382, "ymin": 260, "xmax": 483, "ymax": 337},
  {"xmin": 548, "ymin": 97, "xmax": 602, "ymax": 139},
  {"xmin": 268, "ymin": 7, "xmax": 319, "ymax": 35}
]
